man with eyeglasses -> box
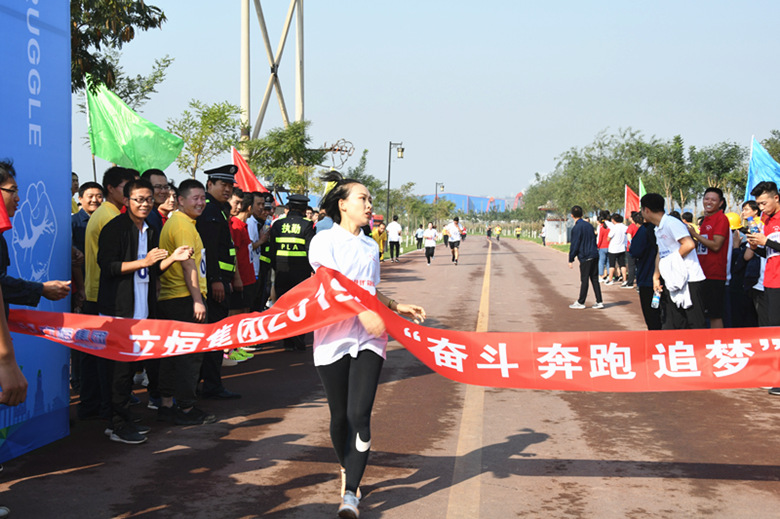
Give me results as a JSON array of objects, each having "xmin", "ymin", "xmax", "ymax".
[
  {"xmin": 140, "ymin": 169, "xmax": 170, "ymax": 233},
  {"xmin": 0, "ymin": 160, "xmax": 71, "ymax": 314},
  {"xmin": 97, "ymin": 179, "xmax": 192, "ymax": 443},
  {"xmin": 81, "ymin": 166, "xmax": 137, "ymax": 421},
  {"xmin": 137, "ymin": 169, "xmax": 170, "ymax": 409}
]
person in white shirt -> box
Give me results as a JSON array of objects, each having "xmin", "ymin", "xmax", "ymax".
[
  {"xmin": 606, "ymin": 213, "xmax": 628, "ymax": 285},
  {"xmin": 445, "ymin": 217, "xmax": 463, "ymax": 265},
  {"xmin": 385, "ymin": 215, "xmax": 402, "ymax": 262},
  {"xmin": 422, "ymin": 222, "xmax": 438, "ymax": 265},
  {"xmin": 641, "ymin": 193, "xmax": 706, "ymax": 329},
  {"xmin": 415, "ymin": 224, "xmax": 425, "ymax": 249},
  {"xmin": 309, "ymin": 171, "xmax": 426, "ymax": 518}
]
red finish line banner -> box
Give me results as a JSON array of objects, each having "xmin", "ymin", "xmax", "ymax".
[{"xmin": 7, "ymin": 267, "xmax": 780, "ymax": 391}]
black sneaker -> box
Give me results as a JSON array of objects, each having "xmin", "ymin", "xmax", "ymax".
[
  {"xmin": 105, "ymin": 422, "xmax": 151, "ymax": 436},
  {"xmin": 157, "ymin": 406, "xmax": 176, "ymax": 423},
  {"xmin": 175, "ymin": 407, "xmax": 217, "ymax": 425},
  {"xmin": 109, "ymin": 423, "xmax": 148, "ymax": 444},
  {"xmin": 769, "ymin": 388, "xmax": 780, "ymax": 396}
]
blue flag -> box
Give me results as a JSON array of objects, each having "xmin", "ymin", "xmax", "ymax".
[{"xmin": 746, "ymin": 137, "xmax": 780, "ymax": 201}]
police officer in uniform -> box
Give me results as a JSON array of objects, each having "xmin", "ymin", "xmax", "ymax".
[
  {"xmin": 270, "ymin": 194, "xmax": 315, "ymax": 351},
  {"xmin": 197, "ymin": 164, "xmax": 241, "ymax": 399}
]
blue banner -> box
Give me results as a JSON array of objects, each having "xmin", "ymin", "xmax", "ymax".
[
  {"xmin": 745, "ymin": 137, "xmax": 780, "ymax": 202},
  {"xmin": 0, "ymin": 1, "xmax": 72, "ymax": 461}
]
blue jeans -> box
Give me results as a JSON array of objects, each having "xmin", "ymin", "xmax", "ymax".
[{"xmin": 598, "ymin": 249, "xmax": 608, "ymax": 278}]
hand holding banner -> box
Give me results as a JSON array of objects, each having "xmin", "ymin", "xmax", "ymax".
[{"xmin": 7, "ymin": 267, "xmax": 780, "ymax": 392}]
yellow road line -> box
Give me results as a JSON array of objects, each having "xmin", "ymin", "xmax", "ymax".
[{"xmin": 446, "ymin": 240, "xmax": 490, "ymax": 519}]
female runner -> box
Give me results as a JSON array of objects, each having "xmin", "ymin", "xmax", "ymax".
[{"xmin": 308, "ymin": 172, "xmax": 426, "ymax": 518}]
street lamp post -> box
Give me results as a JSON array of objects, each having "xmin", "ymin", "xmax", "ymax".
[
  {"xmin": 386, "ymin": 141, "xmax": 404, "ymax": 221},
  {"xmin": 434, "ymin": 182, "xmax": 444, "ymax": 203},
  {"xmin": 434, "ymin": 182, "xmax": 445, "ymax": 229}
]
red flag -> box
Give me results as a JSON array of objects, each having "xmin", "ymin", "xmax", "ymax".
[
  {"xmin": 625, "ymin": 185, "xmax": 640, "ymax": 217},
  {"xmin": 0, "ymin": 196, "xmax": 12, "ymax": 233},
  {"xmin": 231, "ymin": 147, "xmax": 268, "ymax": 193}
]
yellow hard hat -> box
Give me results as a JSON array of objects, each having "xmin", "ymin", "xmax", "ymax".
[{"xmin": 725, "ymin": 212, "xmax": 741, "ymax": 230}]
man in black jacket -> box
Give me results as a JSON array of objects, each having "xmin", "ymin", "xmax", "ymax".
[
  {"xmin": 567, "ymin": 206, "xmax": 604, "ymax": 309},
  {"xmin": 97, "ymin": 179, "xmax": 192, "ymax": 444}
]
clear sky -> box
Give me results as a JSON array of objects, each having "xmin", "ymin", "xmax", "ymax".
[{"xmin": 71, "ymin": 0, "xmax": 780, "ymax": 201}]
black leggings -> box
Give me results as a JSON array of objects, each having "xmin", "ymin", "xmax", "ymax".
[
  {"xmin": 316, "ymin": 350, "xmax": 384, "ymax": 493},
  {"xmin": 425, "ymin": 246, "xmax": 435, "ymax": 263},
  {"xmin": 389, "ymin": 241, "xmax": 400, "ymax": 260}
]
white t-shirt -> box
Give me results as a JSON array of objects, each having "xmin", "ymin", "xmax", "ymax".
[
  {"xmin": 386, "ymin": 221, "xmax": 402, "ymax": 242},
  {"xmin": 247, "ymin": 215, "xmax": 261, "ymax": 276},
  {"xmin": 133, "ymin": 223, "xmax": 150, "ymax": 320},
  {"xmin": 654, "ymin": 214, "xmax": 705, "ymax": 283},
  {"xmin": 445, "ymin": 222, "xmax": 462, "ymax": 242},
  {"xmin": 608, "ymin": 222, "xmax": 628, "ymax": 253},
  {"xmin": 423, "ymin": 228, "xmax": 437, "ymax": 247},
  {"xmin": 308, "ymin": 224, "xmax": 386, "ymax": 366}
]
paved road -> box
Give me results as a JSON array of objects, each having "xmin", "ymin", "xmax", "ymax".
[{"xmin": 1, "ymin": 237, "xmax": 779, "ymax": 518}]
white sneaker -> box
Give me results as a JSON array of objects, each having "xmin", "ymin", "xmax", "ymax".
[
  {"xmin": 338, "ymin": 490, "xmax": 360, "ymax": 518},
  {"xmin": 568, "ymin": 302, "xmax": 586, "ymax": 309},
  {"xmin": 133, "ymin": 370, "xmax": 149, "ymax": 387},
  {"xmin": 592, "ymin": 302, "xmax": 604, "ymax": 309}
]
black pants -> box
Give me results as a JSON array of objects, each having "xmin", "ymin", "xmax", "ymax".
[
  {"xmin": 389, "ymin": 241, "xmax": 400, "ymax": 260},
  {"xmin": 250, "ymin": 264, "xmax": 271, "ymax": 312},
  {"xmin": 317, "ymin": 350, "xmax": 384, "ymax": 494},
  {"xmin": 157, "ymin": 296, "xmax": 205, "ymax": 409},
  {"xmin": 78, "ymin": 301, "xmax": 112, "ymax": 420},
  {"xmin": 752, "ymin": 288, "xmax": 769, "ymax": 326},
  {"xmin": 662, "ymin": 281, "xmax": 706, "ymax": 329},
  {"xmin": 276, "ymin": 272, "xmax": 309, "ymax": 350},
  {"xmin": 425, "ymin": 246, "xmax": 435, "ymax": 264},
  {"xmin": 112, "ymin": 360, "xmax": 136, "ymax": 426},
  {"xmin": 625, "ymin": 252, "xmax": 636, "ymax": 286},
  {"xmin": 764, "ymin": 287, "xmax": 780, "ymax": 326},
  {"xmin": 638, "ymin": 286, "xmax": 662, "ymax": 330},
  {"xmin": 201, "ymin": 281, "xmax": 230, "ymax": 396},
  {"xmin": 577, "ymin": 258, "xmax": 602, "ymax": 305},
  {"xmin": 416, "ymin": 237, "xmax": 423, "ymax": 249}
]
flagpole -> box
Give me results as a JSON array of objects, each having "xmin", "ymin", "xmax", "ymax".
[
  {"xmin": 746, "ymin": 135, "xmax": 755, "ymax": 203},
  {"xmin": 84, "ymin": 89, "xmax": 97, "ymax": 181}
]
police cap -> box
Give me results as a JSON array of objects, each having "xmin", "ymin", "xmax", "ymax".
[
  {"xmin": 204, "ymin": 164, "xmax": 237, "ymax": 184},
  {"xmin": 287, "ymin": 194, "xmax": 310, "ymax": 206}
]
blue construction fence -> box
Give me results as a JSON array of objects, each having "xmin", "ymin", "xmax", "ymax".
[{"xmin": 421, "ymin": 193, "xmax": 507, "ymax": 213}]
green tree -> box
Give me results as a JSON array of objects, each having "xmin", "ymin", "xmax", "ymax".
[
  {"xmin": 689, "ymin": 141, "xmax": 748, "ymax": 209},
  {"xmin": 107, "ymin": 51, "xmax": 173, "ymax": 111},
  {"xmin": 344, "ymin": 150, "xmax": 384, "ymax": 196},
  {"xmin": 761, "ymin": 130, "xmax": 780, "ymax": 162},
  {"xmin": 71, "ymin": 0, "xmax": 167, "ymax": 92},
  {"xmin": 643, "ymin": 136, "xmax": 685, "ymax": 211},
  {"xmin": 167, "ymin": 100, "xmax": 243, "ymax": 177},
  {"xmin": 244, "ymin": 121, "xmax": 326, "ymax": 194}
]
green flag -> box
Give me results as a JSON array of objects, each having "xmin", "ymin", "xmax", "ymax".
[
  {"xmin": 86, "ymin": 80, "xmax": 183, "ymax": 172},
  {"xmin": 639, "ymin": 177, "xmax": 647, "ymax": 198}
]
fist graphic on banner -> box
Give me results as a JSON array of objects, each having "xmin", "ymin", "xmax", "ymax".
[{"xmin": 12, "ymin": 182, "xmax": 57, "ymax": 282}]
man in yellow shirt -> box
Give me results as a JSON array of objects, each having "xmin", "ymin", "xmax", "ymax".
[
  {"xmin": 157, "ymin": 179, "xmax": 216, "ymax": 426},
  {"xmin": 371, "ymin": 222, "xmax": 387, "ymax": 261},
  {"xmin": 79, "ymin": 166, "xmax": 135, "ymax": 421}
]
